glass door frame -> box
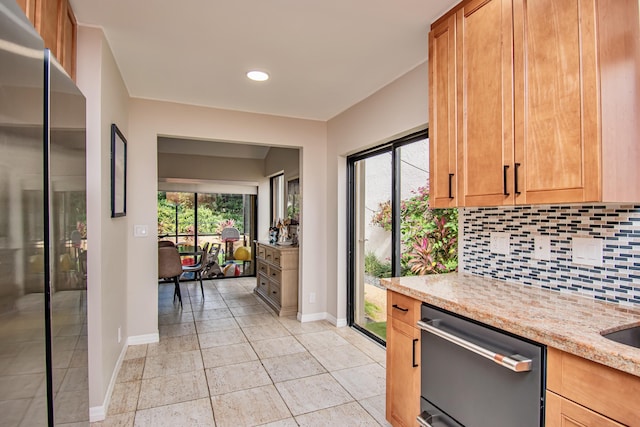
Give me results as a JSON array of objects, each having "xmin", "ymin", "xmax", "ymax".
[{"xmin": 346, "ymin": 128, "xmax": 429, "ymax": 345}]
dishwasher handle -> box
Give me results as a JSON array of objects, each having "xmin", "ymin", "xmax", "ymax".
[
  {"xmin": 417, "ymin": 411, "xmax": 434, "ymax": 427},
  {"xmin": 417, "ymin": 319, "xmax": 532, "ymax": 372}
]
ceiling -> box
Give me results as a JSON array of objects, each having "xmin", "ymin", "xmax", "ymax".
[{"xmin": 69, "ymin": 0, "xmax": 458, "ymax": 121}]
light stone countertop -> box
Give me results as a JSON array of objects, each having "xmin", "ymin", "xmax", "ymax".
[{"xmin": 381, "ymin": 272, "xmax": 640, "ymax": 377}]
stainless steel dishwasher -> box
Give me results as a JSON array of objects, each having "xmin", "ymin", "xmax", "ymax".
[{"xmin": 417, "ymin": 303, "xmax": 545, "ymax": 427}]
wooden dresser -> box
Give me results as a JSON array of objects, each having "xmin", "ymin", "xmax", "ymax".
[{"xmin": 254, "ymin": 242, "xmax": 298, "ymax": 316}]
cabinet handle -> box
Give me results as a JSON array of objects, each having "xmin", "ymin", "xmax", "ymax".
[
  {"xmin": 392, "ymin": 304, "xmax": 408, "ymax": 312},
  {"xmin": 503, "ymin": 165, "xmax": 510, "ymax": 196},
  {"xmin": 448, "ymin": 173, "xmax": 454, "ymax": 199},
  {"xmin": 412, "ymin": 338, "xmax": 419, "ymax": 367},
  {"xmin": 514, "ymin": 163, "xmax": 521, "ymax": 195}
]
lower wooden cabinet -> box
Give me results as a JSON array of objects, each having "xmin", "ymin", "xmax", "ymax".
[
  {"xmin": 546, "ymin": 391, "xmax": 623, "ymax": 427},
  {"xmin": 254, "ymin": 242, "xmax": 298, "ymax": 316},
  {"xmin": 386, "ymin": 291, "xmax": 421, "ymax": 427},
  {"xmin": 546, "ymin": 347, "xmax": 640, "ymax": 426}
]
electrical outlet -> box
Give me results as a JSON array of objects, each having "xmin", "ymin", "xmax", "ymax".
[
  {"xmin": 534, "ymin": 235, "xmax": 551, "ymax": 260},
  {"xmin": 118, "ymin": 327, "xmax": 121, "ymax": 343},
  {"xmin": 490, "ymin": 232, "xmax": 510, "ymax": 255},
  {"xmin": 309, "ymin": 292, "xmax": 316, "ymax": 303}
]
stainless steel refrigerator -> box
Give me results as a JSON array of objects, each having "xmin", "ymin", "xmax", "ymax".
[{"xmin": 0, "ymin": 0, "xmax": 87, "ymax": 425}]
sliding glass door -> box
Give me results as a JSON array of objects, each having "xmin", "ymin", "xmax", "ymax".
[
  {"xmin": 348, "ymin": 129, "xmax": 436, "ymax": 344},
  {"xmin": 157, "ymin": 191, "xmax": 257, "ymax": 277},
  {"xmin": 350, "ymin": 151, "xmax": 393, "ymax": 341}
]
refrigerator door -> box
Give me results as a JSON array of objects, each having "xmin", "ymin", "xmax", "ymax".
[
  {"xmin": 47, "ymin": 52, "xmax": 88, "ymax": 425},
  {"xmin": 0, "ymin": 0, "xmax": 48, "ymax": 426}
]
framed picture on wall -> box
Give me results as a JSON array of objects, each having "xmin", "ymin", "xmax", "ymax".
[{"xmin": 110, "ymin": 123, "xmax": 127, "ymax": 218}]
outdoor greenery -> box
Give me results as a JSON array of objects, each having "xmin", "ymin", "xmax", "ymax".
[
  {"xmin": 157, "ymin": 192, "xmax": 245, "ymax": 240},
  {"xmin": 364, "ymin": 321, "xmax": 387, "ymax": 340},
  {"xmin": 364, "ymin": 300, "xmax": 383, "ymax": 319},
  {"xmin": 370, "ymin": 185, "xmax": 458, "ymax": 275},
  {"xmin": 364, "ymin": 252, "xmax": 392, "ymax": 279}
]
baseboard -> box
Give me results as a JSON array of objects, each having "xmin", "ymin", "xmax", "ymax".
[
  {"xmin": 89, "ymin": 405, "xmax": 105, "ymax": 423},
  {"xmin": 326, "ymin": 313, "xmax": 347, "ymax": 327},
  {"xmin": 297, "ymin": 312, "xmax": 347, "ymax": 327},
  {"xmin": 89, "ymin": 342, "xmax": 128, "ymax": 422},
  {"xmin": 128, "ymin": 332, "xmax": 159, "ymax": 345},
  {"xmin": 88, "ymin": 332, "xmax": 158, "ymax": 422},
  {"xmin": 298, "ymin": 312, "xmax": 327, "ymax": 323}
]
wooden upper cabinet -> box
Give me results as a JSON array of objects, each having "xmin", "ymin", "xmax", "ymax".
[
  {"xmin": 513, "ymin": 0, "xmax": 599, "ymax": 204},
  {"xmin": 428, "ymin": 15, "xmax": 457, "ymax": 208},
  {"xmin": 57, "ymin": 0, "xmax": 77, "ymax": 80},
  {"xmin": 429, "ymin": 0, "xmax": 640, "ymax": 207},
  {"xmin": 16, "ymin": 0, "xmax": 36, "ymax": 23},
  {"xmin": 36, "ymin": 0, "xmax": 61, "ymax": 59},
  {"xmin": 456, "ymin": 0, "xmax": 514, "ymax": 206},
  {"xmin": 15, "ymin": 0, "xmax": 77, "ymax": 80}
]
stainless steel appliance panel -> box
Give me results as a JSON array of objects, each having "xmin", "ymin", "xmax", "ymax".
[
  {"xmin": 420, "ymin": 304, "xmax": 544, "ymax": 427},
  {"xmin": 48, "ymin": 52, "xmax": 88, "ymax": 425},
  {"xmin": 0, "ymin": 1, "xmax": 47, "ymax": 425}
]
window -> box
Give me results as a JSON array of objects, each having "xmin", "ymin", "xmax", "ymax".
[
  {"xmin": 157, "ymin": 191, "xmax": 257, "ymax": 277},
  {"xmin": 270, "ymin": 174, "xmax": 285, "ymax": 225}
]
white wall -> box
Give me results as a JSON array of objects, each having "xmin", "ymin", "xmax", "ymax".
[
  {"xmin": 325, "ymin": 61, "xmax": 429, "ymax": 324},
  {"xmin": 262, "ymin": 147, "xmax": 301, "ymax": 240},
  {"xmin": 127, "ymin": 99, "xmax": 328, "ymax": 336},
  {"xmin": 76, "ymin": 26, "xmax": 130, "ymax": 412},
  {"xmin": 265, "ymin": 147, "xmax": 300, "ymax": 179},
  {"xmin": 157, "ymin": 152, "xmax": 265, "ymax": 182}
]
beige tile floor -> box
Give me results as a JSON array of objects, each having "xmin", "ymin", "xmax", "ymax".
[{"xmin": 93, "ymin": 277, "xmax": 390, "ymax": 427}]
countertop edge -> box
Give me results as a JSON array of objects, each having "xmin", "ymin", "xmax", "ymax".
[
  {"xmin": 381, "ymin": 275, "xmax": 640, "ymax": 378},
  {"xmin": 254, "ymin": 240, "xmax": 299, "ymax": 251}
]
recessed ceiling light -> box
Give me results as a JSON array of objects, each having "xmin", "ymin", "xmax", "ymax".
[{"xmin": 247, "ymin": 70, "xmax": 269, "ymax": 82}]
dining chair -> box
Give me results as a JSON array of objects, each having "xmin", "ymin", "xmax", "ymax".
[
  {"xmin": 181, "ymin": 241, "xmax": 209, "ymax": 299},
  {"xmin": 158, "ymin": 245, "xmax": 184, "ymax": 307}
]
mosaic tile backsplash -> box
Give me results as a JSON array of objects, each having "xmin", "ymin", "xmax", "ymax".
[{"xmin": 461, "ymin": 205, "xmax": 640, "ymax": 306}]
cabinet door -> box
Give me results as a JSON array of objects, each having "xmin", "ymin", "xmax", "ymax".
[
  {"xmin": 35, "ymin": 0, "xmax": 61, "ymax": 58},
  {"xmin": 57, "ymin": 0, "xmax": 76, "ymax": 79},
  {"xmin": 546, "ymin": 391, "xmax": 624, "ymax": 427},
  {"xmin": 386, "ymin": 317, "xmax": 420, "ymax": 427},
  {"xmin": 429, "ymin": 14, "xmax": 457, "ymax": 208},
  {"xmin": 457, "ymin": 0, "xmax": 515, "ymax": 206},
  {"xmin": 513, "ymin": 0, "xmax": 599, "ymax": 204},
  {"xmin": 16, "ymin": 0, "xmax": 36, "ymax": 23}
]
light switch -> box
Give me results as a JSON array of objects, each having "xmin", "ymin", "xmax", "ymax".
[
  {"xmin": 534, "ymin": 235, "xmax": 551, "ymax": 261},
  {"xmin": 134, "ymin": 225, "xmax": 149, "ymax": 238},
  {"xmin": 572, "ymin": 237, "xmax": 603, "ymax": 267},
  {"xmin": 490, "ymin": 232, "xmax": 510, "ymax": 255}
]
